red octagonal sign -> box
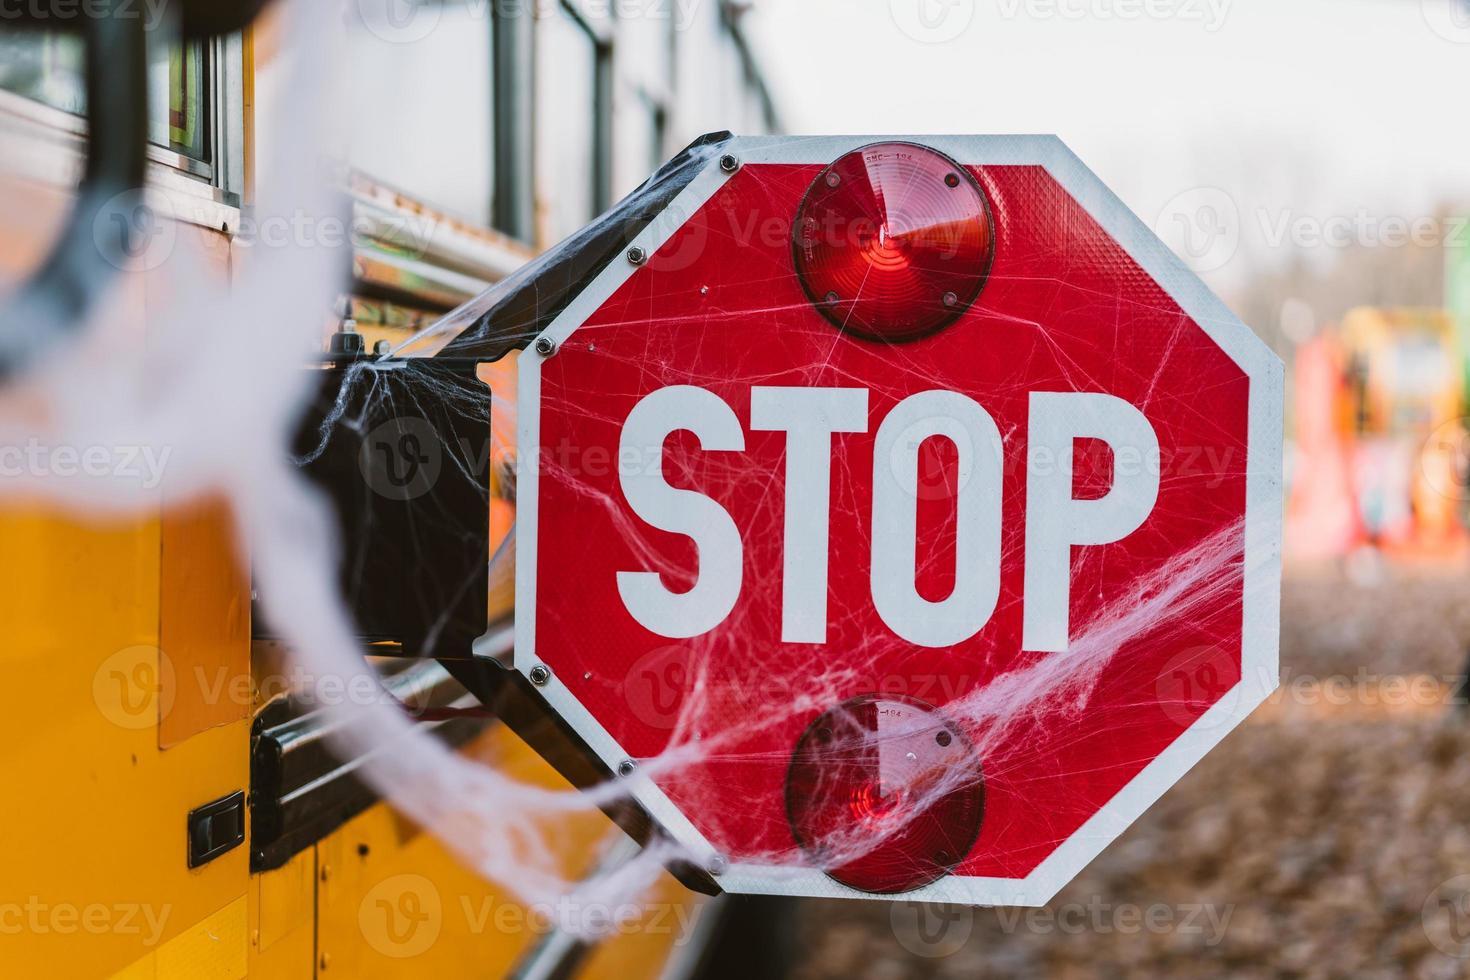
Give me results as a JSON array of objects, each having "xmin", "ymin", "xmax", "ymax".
[{"xmin": 515, "ymin": 136, "xmax": 1282, "ymax": 904}]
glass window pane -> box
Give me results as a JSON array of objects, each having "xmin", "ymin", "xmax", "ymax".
[
  {"xmin": 148, "ymin": 41, "xmax": 207, "ymax": 159},
  {"xmin": 347, "ymin": 2, "xmax": 495, "ymax": 224},
  {"xmin": 0, "ymin": 31, "xmax": 209, "ymax": 163},
  {"xmin": 543, "ymin": 3, "xmax": 599, "ymax": 244},
  {"xmin": 0, "ymin": 33, "xmax": 83, "ymax": 115}
]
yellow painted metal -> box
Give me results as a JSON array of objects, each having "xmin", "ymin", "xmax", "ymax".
[
  {"xmin": 314, "ymin": 724, "xmax": 587, "ymax": 976},
  {"xmin": 0, "ymin": 507, "xmax": 250, "ymax": 977},
  {"xmin": 315, "ymin": 800, "xmax": 536, "ymax": 976},
  {"xmin": 577, "ymin": 873, "xmax": 713, "ymax": 980},
  {"xmin": 313, "ymin": 723, "xmax": 700, "ymax": 979},
  {"xmin": 158, "ymin": 496, "xmax": 252, "ymax": 748},
  {"xmin": 0, "ymin": 500, "xmax": 702, "ymax": 980},
  {"xmin": 247, "ymin": 849, "xmax": 315, "ymax": 978},
  {"xmin": 109, "ymin": 896, "xmax": 250, "ymax": 979}
]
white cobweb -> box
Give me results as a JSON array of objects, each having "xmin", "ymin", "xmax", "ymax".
[{"xmin": 0, "ymin": 0, "xmax": 1266, "ymax": 933}]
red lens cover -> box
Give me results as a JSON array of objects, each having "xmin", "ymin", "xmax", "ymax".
[
  {"xmin": 785, "ymin": 695, "xmax": 986, "ymax": 894},
  {"xmin": 793, "ymin": 142, "xmax": 994, "ymax": 342}
]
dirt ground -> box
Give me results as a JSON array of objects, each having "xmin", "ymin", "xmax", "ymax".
[{"xmin": 785, "ymin": 563, "xmax": 1470, "ymax": 979}]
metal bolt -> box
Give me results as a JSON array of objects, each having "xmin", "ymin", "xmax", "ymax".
[
  {"xmin": 719, "ymin": 154, "xmax": 740, "ymax": 174},
  {"xmin": 533, "ymin": 336, "xmax": 556, "ymax": 357},
  {"xmin": 936, "ymin": 729, "xmax": 953, "ymax": 747},
  {"xmin": 627, "ymin": 245, "xmax": 647, "ymax": 266},
  {"xmin": 942, "ymin": 291, "xmax": 960, "ymax": 308},
  {"xmin": 373, "ymin": 339, "xmax": 392, "ymax": 356},
  {"xmin": 707, "ymin": 853, "xmax": 729, "ymax": 876},
  {"xmin": 824, "ymin": 171, "xmax": 841, "ymax": 188},
  {"xmin": 617, "ymin": 760, "xmax": 636, "ymax": 778},
  {"xmin": 824, "ymin": 290, "xmax": 840, "ymax": 305},
  {"xmin": 529, "ymin": 664, "xmax": 552, "ymax": 686},
  {"xmin": 945, "ymin": 172, "xmax": 961, "ymax": 188}
]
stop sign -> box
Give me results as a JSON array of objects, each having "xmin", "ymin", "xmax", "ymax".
[{"xmin": 514, "ymin": 136, "xmax": 1282, "ymax": 904}]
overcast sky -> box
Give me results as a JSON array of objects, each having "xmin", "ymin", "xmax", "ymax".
[{"xmin": 745, "ymin": 0, "xmax": 1470, "ymax": 292}]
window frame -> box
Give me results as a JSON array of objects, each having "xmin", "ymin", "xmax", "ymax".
[
  {"xmin": 147, "ymin": 32, "xmax": 247, "ymax": 201},
  {"xmin": 532, "ymin": 0, "xmax": 614, "ymax": 249},
  {"xmin": 0, "ymin": 31, "xmax": 245, "ymax": 216},
  {"xmin": 492, "ymin": 0, "xmax": 535, "ymax": 241}
]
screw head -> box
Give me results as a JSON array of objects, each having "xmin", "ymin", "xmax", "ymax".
[
  {"xmin": 824, "ymin": 171, "xmax": 841, "ymax": 188},
  {"xmin": 823, "ymin": 290, "xmax": 840, "ymax": 306},
  {"xmin": 617, "ymin": 760, "xmax": 637, "ymax": 777},
  {"xmin": 529, "ymin": 664, "xmax": 551, "ymax": 686},
  {"xmin": 719, "ymin": 154, "xmax": 740, "ymax": 174},
  {"xmin": 941, "ymin": 291, "xmax": 960, "ymax": 308},
  {"xmin": 707, "ymin": 853, "xmax": 729, "ymax": 876},
  {"xmin": 533, "ymin": 336, "xmax": 556, "ymax": 356},
  {"xmin": 627, "ymin": 245, "xmax": 647, "ymax": 266}
]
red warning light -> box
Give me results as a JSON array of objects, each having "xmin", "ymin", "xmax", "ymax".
[
  {"xmin": 793, "ymin": 142, "xmax": 994, "ymax": 342},
  {"xmin": 785, "ymin": 695, "xmax": 985, "ymax": 894}
]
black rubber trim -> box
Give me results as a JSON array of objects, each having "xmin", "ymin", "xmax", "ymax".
[{"xmin": 249, "ymin": 660, "xmax": 489, "ymax": 872}]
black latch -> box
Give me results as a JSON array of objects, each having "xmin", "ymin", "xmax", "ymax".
[
  {"xmin": 249, "ymin": 660, "xmax": 490, "ymax": 873},
  {"xmin": 188, "ymin": 790, "xmax": 246, "ymax": 869}
]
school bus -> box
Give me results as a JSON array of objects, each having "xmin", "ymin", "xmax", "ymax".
[{"xmin": 0, "ymin": 1, "xmax": 781, "ymax": 975}]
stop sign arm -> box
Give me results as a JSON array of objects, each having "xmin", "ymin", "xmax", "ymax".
[
  {"xmin": 512, "ymin": 135, "xmax": 1284, "ymax": 906},
  {"xmin": 440, "ymin": 656, "xmax": 724, "ymax": 898}
]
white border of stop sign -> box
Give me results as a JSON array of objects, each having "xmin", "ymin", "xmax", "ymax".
[{"xmin": 508, "ymin": 135, "xmax": 1283, "ymax": 906}]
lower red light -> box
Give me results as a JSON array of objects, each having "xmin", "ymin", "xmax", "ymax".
[
  {"xmin": 793, "ymin": 142, "xmax": 994, "ymax": 342},
  {"xmin": 785, "ymin": 695, "xmax": 985, "ymax": 894}
]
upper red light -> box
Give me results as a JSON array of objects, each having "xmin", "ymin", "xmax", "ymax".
[
  {"xmin": 785, "ymin": 694, "xmax": 986, "ymax": 895},
  {"xmin": 793, "ymin": 142, "xmax": 994, "ymax": 342}
]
